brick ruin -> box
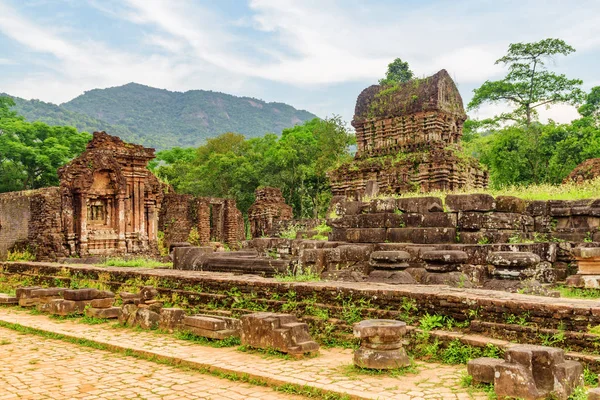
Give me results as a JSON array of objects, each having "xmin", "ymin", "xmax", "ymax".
[
  {"xmin": 0, "ymin": 132, "xmax": 245, "ymax": 259},
  {"xmin": 329, "ymin": 69, "xmax": 488, "ymax": 198},
  {"xmin": 247, "ymin": 187, "xmax": 293, "ymax": 238},
  {"xmin": 58, "ymin": 132, "xmax": 163, "ymax": 255},
  {"xmin": 158, "ymin": 192, "xmax": 245, "ymax": 250},
  {"xmin": 564, "ymin": 158, "xmax": 600, "ymax": 183}
]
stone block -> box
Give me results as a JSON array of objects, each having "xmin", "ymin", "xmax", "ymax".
[
  {"xmin": 120, "ymin": 291, "xmax": 141, "ymax": 305},
  {"xmin": 423, "ymin": 272, "xmax": 472, "ymax": 287},
  {"xmin": 0, "ymin": 294, "xmax": 17, "ymax": 305},
  {"xmin": 338, "ymin": 244, "xmax": 373, "ymax": 262},
  {"xmin": 119, "ymin": 304, "xmax": 138, "ymax": 326},
  {"xmin": 367, "ymin": 270, "xmax": 417, "ymax": 284},
  {"xmin": 357, "ymin": 213, "xmax": 387, "ymax": 228},
  {"xmin": 90, "ymin": 298, "xmax": 114, "ymax": 308},
  {"xmin": 139, "ymin": 286, "xmax": 158, "ymax": 302},
  {"xmin": 159, "ymin": 308, "xmax": 186, "ymax": 332},
  {"xmin": 135, "ymin": 308, "xmax": 160, "ymax": 330},
  {"xmin": 369, "ymin": 251, "xmax": 411, "ymax": 270},
  {"xmin": 458, "ymin": 212, "xmax": 532, "ymax": 231},
  {"xmin": 353, "ymin": 319, "xmax": 409, "ymax": 369},
  {"xmin": 487, "ymin": 252, "xmax": 541, "ymax": 268},
  {"xmin": 491, "ymin": 345, "xmax": 583, "ymax": 400},
  {"xmin": 85, "ymin": 306, "xmax": 120, "ymax": 319},
  {"xmin": 173, "ymin": 246, "xmax": 214, "ymax": 270},
  {"xmin": 387, "ymin": 228, "xmax": 456, "ymax": 244},
  {"xmin": 589, "ymin": 388, "xmax": 600, "ymax": 400},
  {"xmin": 183, "ymin": 326, "xmax": 239, "ymax": 340},
  {"xmin": 421, "ymin": 250, "xmax": 468, "ymax": 264},
  {"xmin": 30, "ymin": 288, "xmax": 67, "ymax": 298},
  {"xmin": 15, "ymin": 286, "xmax": 42, "ymax": 300},
  {"xmin": 467, "ymin": 358, "xmax": 504, "ymax": 384},
  {"xmin": 47, "ymin": 299, "xmax": 89, "ymax": 316},
  {"xmin": 496, "ymin": 196, "xmax": 527, "ymax": 213},
  {"xmin": 395, "ymin": 197, "xmax": 444, "ymax": 214},
  {"xmin": 184, "ymin": 315, "xmax": 226, "ymax": 331},
  {"xmin": 240, "ymin": 312, "xmax": 319, "ymax": 356},
  {"xmin": 526, "ymin": 200, "xmax": 549, "ymax": 216},
  {"xmin": 63, "ymin": 289, "xmax": 114, "ymax": 301},
  {"xmin": 445, "ymin": 194, "xmax": 496, "ymax": 212},
  {"xmin": 346, "ymin": 228, "xmax": 387, "ymax": 243}
]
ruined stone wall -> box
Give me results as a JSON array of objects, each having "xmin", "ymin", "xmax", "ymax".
[
  {"xmin": 159, "ymin": 193, "xmax": 244, "ymax": 249},
  {"xmin": 329, "ymin": 195, "xmax": 600, "ymax": 245},
  {"xmin": 0, "ymin": 187, "xmax": 65, "ymax": 260}
]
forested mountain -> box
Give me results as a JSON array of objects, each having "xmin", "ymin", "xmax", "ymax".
[{"xmin": 7, "ymin": 83, "xmax": 317, "ymax": 149}]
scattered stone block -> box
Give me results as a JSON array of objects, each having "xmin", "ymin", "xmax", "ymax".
[
  {"xmin": 181, "ymin": 315, "xmax": 241, "ymax": 339},
  {"xmin": 139, "ymin": 286, "xmax": 158, "ymax": 302},
  {"xmin": 47, "ymin": 299, "xmax": 90, "ymax": 316},
  {"xmin": 119, "ymin": 291, "xmax": 141, "ymax": 305},
  {"xmin": 0, "ymin": 293, "xmax": 17, "ymax": 305},
  {"xmin": 487, "ymin": 252, "xmax": 541, "ymax": 268},
  {"xmin": 90, "ymin": 298, "xmax": 114, "ymax": 308},
  {"xmin": 119, "ymin": 303, "xmax": 139, "ymax": 326},
  {"xmin": 135, "ymin": 308, "xmax": 160, "ymax": 330},
  {"xmin": 16, "ymin": 286, "xmax": 43, "ymax": 306},
  {"xmin": 353, "ymin": 319, "xmax": 409, "ymax": 369},
  {"xmin": 86, "ymin": 306, "xmax": 120, "ymax": 319},
  {"xmin": 467, "ymin": 357, "xmax": 504, "ymax": 384},
  {"xmin": 159, "ymin": 308, "xmax": 186, "ymax": 332},
  {"xmin": 469, "ymin": 345, "xmax": 583, "ymax": 400},
  {"xmin": 63, "ymin": 289, "xmax": 114, "ymax": 301},
  {"xmin": 240, "ymin": 312, "xmax": 319, "ymax": 356}
]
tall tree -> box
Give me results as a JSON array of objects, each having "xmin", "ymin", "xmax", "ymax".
[
  {"xmin": 379, "ymin": 58, "xmax": 414, "ymax": 85},
  {"xmin": 579, "ymin": 86, "xmax": 600, "ymax": 123},
  {"xmin": 468, "ymin": 38, "xmax": 584, "ymax": 126}
]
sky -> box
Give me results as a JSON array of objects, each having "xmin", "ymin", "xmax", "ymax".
[{"xmin": 0, "ymin": 0, "xmax": 599, "ymax": 125}]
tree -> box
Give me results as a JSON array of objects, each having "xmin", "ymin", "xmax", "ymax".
[
  {"xmin": 379, "ymin": 58, "xmax": 414, "ymax": 85},
  {"xmin": 0, "ymin": 96, "xmax": 90, "ymax": 192},
  {"xmin": 468, "ymin": 38, "xmax": 585, "ymax": 126},
  {"xmin": 579, "ymin": 86, "xmax": 600, "ymax": 122}
]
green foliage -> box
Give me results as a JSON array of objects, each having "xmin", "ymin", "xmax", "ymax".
[
  {"xmin": 0, "ymin": 96, "xmax": 91, "ymax": 192},
  {"xmin": 174, "ymin": 330, "xmax": 241, "ymax": 347},
  {"xmin": 7, "ymin": 84, "xmax": 317, "ymax": 150},
  {"xmin": 278, "ymin": 224, "xmax": 301, "ymax": 240},
  {"xmin": 275, "ymin": 264, "xmax": 321, "ymax": 282},
  {"xmin": 418, "ymin": 313, "xmax": 445, "ymax": 331},
  {"xmin": 468, "ymin": 38, "xmax": 584, "ymax": 126},
  {"xmin": 101, "ymin": 258, "xmax": 172, "ymax": 268},
  {"xmin": 154, "ymin": 116, "xmax": 355, "ymax": 217},
  {"xmin": 556, "ymin": 285, "xmax": 600, "ymax": 299},
  {"xmin": 579, "ymin": 86, "xmax": 600, "ymax": 122},
  {"xmin": 6, "ymin": 249, "xmax": 36, "ymax": 262},
  {"xmin": 379, "ymin": 58, "xmax": 414, "ymax": 85}
]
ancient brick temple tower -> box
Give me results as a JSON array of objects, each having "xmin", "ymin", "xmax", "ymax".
[
  {"xmin": 329, "ymin": 70, "xmax": 488, "ymax": 198},
  {"xmin": 58, "ymin": 132, "xmax": 163, "ymax": 255},
  {"xmin": 248, "ymin": 187, "xmax": 293, "ymax": 238}
]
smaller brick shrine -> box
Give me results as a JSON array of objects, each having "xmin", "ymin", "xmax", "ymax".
[
  {"xmin": 329, "ymin": 69, "xmax": 488, "ymax": 198},
  {"xmin": 248, "ymin": 187, "xmax": 293, "ymax": 238}
]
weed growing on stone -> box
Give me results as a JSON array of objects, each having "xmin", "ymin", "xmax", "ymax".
[
  {"xmin": 584, "ymin": 367, "xmax": 599, "ymax": 387},
  {"xmin": 310, "ymin": 222, "xmax": 332, "ymax": 241},
  {"xmin": 504, "ymin": 312, "xmax": 530, "ymax": 326},
  {"xmin": 275, "ymin": 264, "xmax": 321, "ymax": 282},
  {"xmin": 237, "ymin": 344, "xmax": 295, "ymax": 360},
  {"xmin": 339, "ymin": 362, "xmax": 418, "ymax": 379},
  {"xmin": 6, "ymin": 249, "xmax": 36, "ymax": 262},
  {"xmin": 174, "ymin": 330, "xmax": 241, "ymax": 347},
  {"xmin": 101, "ymin": 258, "xmax": 172, "ymax": 268}
]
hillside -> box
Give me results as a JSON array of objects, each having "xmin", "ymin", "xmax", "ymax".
[{"xmin": 8, "ymin": 83, "xmax": 318, "ymax": 149}]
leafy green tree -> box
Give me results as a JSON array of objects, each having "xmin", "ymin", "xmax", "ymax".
[
  {"xmin": 0, "ymin": 96, "xmax": 91, "ymax": 192},
  {"xmin": 379, "ymin": 58, "xmax": 414, "ymax": 85},
  {"xmin": 468, "ymin": 38, "xmax": 584, "ymax": 126},
  {"xmin": 579, "ymin": 86, "xmax": 600, "ymax": 122}
]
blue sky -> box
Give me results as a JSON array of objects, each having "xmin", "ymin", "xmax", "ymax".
[{"xmin": 1, "ymin": 0, "xmax": 599, "ymax": 125}]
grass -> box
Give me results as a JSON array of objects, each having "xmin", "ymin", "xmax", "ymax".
[
  {"xmin": 339, "ymin": 362, "xmax": 418, "ymax": 378},
  {"xmin": 555, "ymin": 285, "xmax": 600, "ymax": 299},
  {"xmin": 274, "ymin": 264, "xmax": 321, "ymax": 282},
  {"xmin": 174, "ymin": 330, "xmax": 241, "ymax": 348},
  {"xmin": 380, "ymin": 177, "xmax": 600, "ymax": 201},
  {"xmin": 100, "ymin": 257, "xmax": 172, "ymax": 268}
]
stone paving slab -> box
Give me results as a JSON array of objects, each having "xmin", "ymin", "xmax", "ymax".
[
  {"xmin": 0, "ymin": 326, "xmax": 304, "ymax": 400},
  {"xmin": 0, "ymin": 308, "xmax": 488, "ymax": 400}
]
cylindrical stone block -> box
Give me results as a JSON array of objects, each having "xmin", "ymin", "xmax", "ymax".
[{"xmin": 353, "ymin": 319, "xmax": 409, "ymax": 369}]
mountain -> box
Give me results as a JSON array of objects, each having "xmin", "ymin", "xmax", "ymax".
[{"xmin": 7, "ymin": 83, "xmax": 318, "ymax": 150}]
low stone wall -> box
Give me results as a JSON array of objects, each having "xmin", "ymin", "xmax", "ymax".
[
  {"xmin": 3, "ymin": 262, "xmax": 600, "ymax": 336},
  {"xmin": 0, "ymin": 188, "xmax": 65, "ymax": 260}
]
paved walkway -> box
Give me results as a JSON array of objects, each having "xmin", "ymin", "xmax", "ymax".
[
  {"xmin": 0, "ymin": 326, "xmax": 303, "ymax": 400},
  {"xmin": 0, "ymin": 308, "xmax": 488, "ymax": 400}
]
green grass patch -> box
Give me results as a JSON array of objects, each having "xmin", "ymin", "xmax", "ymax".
[
  {"xmin": 100, "ymin": 257, "xmax": 172, "ymax": 268},
  {"xmin": 555, "ymin": 285, "xmax": 600, "ymax": 299},
  {"xmin": 338, "ymin": 362, "xmax": 418, "ymax": 378},
  {"xmin": 274, "ymin": 265, "xmax": 321, "ymax": 282},
  {"xmin": 173, "ymin": 330, "xmax": 241, "ymax": 347}
]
